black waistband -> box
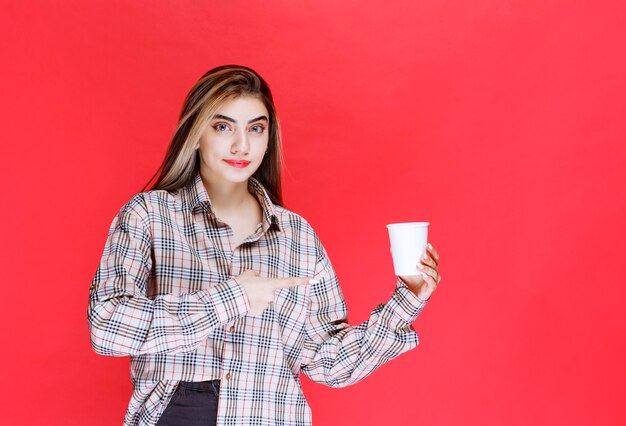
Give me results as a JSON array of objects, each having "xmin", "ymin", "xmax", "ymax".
[{"xmin": 178, "ymin": 379, "xmax": 220, "ymax": 391}]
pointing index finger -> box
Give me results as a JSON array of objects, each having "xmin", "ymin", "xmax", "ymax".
[{"xmin": 274, "ymin": 277, "xmax": 317, "ymax": 289}]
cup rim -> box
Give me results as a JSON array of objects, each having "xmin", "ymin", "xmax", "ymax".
[{"xmin": 386, "ymin": 222, "xmax": 430, "ymax": 229}]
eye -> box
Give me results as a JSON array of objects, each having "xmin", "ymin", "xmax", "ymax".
[
  {"xmin": 213, "ymin": 122, "xmax": 231, "ymax": 133},
  {"xmin": 249, "ymin": 125, "xmax": 265, "ymax": 134}
]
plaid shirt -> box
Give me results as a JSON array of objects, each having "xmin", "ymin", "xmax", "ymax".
[{"xmin": 88, "ymin": 170, "xmax": 428, "ymax": 426}]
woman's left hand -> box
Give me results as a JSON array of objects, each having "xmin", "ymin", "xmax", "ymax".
[{"xmin": 399, "ymin": 243, "xmax": 441, "ymax": 302}]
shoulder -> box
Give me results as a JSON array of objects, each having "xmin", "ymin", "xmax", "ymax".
[
  {"xmin": 115, "ymin": 189, "xmax": 175, "ymax": 224},
  {"xmin": 273, "ymin": 204, "xmax": 314, "ymax": 231},
  {"xmin": 272, "ymin": 205, "xmax": 326, "ymax": 248}
]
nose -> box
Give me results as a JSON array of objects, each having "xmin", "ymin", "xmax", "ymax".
[{"xmin": 231, "ymin": 128, "xmax": 250, "ymax": 155}]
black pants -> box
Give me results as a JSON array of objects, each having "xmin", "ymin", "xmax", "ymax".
[{"xmin": 156, "ymin": 380, "xmax": 220, "ymax": 426}]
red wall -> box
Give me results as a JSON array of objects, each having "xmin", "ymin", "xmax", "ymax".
[{"xmin": 2, "ymin": 1, "xmax": 625, "ymax": 424}]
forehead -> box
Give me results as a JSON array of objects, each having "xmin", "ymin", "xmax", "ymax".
[{"xmin": 213, "ymin": 95, "xmax": 268, "ymax": 118}]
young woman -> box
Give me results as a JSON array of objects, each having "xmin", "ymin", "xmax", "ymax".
[{"xmin": 88, "ymin": 65, "xmax": 441, "ymax": 426}]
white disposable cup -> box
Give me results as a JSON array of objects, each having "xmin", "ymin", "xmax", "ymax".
[{"xmin": 386, "ymin": 222, "xmax": 429, "ymax": 276}]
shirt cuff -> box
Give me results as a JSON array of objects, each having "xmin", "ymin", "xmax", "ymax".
[
  {"xmin": 199, "ymin": 278, "xmax": 250, "ymax": 324},
  {"xmin": 386, "ymin": 278, "xmax": 428, "ymax": 325}
]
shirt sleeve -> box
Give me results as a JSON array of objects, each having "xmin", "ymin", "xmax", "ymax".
[
  {"xmin": 300, "ymin": 229, "xmax": 428, "ymax": 388},
  {"xmin": 87, "ymin": 195, "xmax": 250, "ymax": 357}
]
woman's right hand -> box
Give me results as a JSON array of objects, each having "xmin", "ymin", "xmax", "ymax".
[{"xmin": 236, "ymin": 269, "xmax": 314, "ymax": 316}]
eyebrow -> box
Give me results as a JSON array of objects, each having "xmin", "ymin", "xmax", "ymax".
[{"xmin": 214, "ymin": 114, "xmax": 268, "ymax": 124}]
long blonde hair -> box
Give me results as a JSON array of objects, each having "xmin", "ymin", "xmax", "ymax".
[{"xmin": 141, "ymin": 65, "xmax": 285, "ymax": 207}]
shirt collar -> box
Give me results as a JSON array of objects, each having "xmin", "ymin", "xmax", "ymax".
[{"xmin": 178, "ymin": 171, "xmax": 282, "ymax": 233}]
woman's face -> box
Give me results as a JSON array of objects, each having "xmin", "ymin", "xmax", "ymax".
[{"xmin": 198, "ymin": 95, "xmax": 270, "ymax": 185}]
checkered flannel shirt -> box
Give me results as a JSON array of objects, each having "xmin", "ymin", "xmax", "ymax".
[{"xmin": 88, "ymin": 170, "xmax": 428, "ymax": 426}]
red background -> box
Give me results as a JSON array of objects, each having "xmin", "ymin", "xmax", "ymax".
[{"xmin": 1, "ymin": 1, "xmax": 625, "ymax": 425}]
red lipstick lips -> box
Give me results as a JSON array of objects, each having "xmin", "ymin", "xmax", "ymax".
[{"xmin": 224, "ymin": 159, "xmax": 251, "ymax": 168}]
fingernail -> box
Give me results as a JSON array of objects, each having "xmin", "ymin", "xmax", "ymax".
[
  {"xmin": 309, "ymin": 279, "xmax": 319, "ymax": 285},
  {"xmin": 417, "ymin": 264, "xmax": 425, "ymax": 269},
  {"xmin": 427, "ymin": 243, "xmax": 432, "ymax": 250},
  {"xmin": 421, "ymin": 272, "xmax": 429, "ymax": 279}
]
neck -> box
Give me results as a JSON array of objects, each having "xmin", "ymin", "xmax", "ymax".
[{"xmin": 201, "ymin": 174, "xmax": 253, "ymax": 214}]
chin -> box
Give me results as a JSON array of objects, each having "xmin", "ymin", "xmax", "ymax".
[
  {"xmin": 228, "ymin": 175, "xmax": 252, "ymax": 183},
  {"xmin": 223, "ymin": 169, "xmax": 256, "ymax": 183}
]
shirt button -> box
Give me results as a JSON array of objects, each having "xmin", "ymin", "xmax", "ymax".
[
  {"xmin": 229, "ymin": 325, "xmax": 235, "ymax": 332},
  {"xmin": 225, "ymin": 372, "xmax": 231, "ymax": 381},
  {"xmin": 394, "ymin": 293, "xmax": 401, "ymax": 301}
]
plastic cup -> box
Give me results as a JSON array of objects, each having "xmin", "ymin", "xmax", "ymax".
[{"xmin": 386, "ymin": 222, "xmax": 429, "ymax": 276}]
